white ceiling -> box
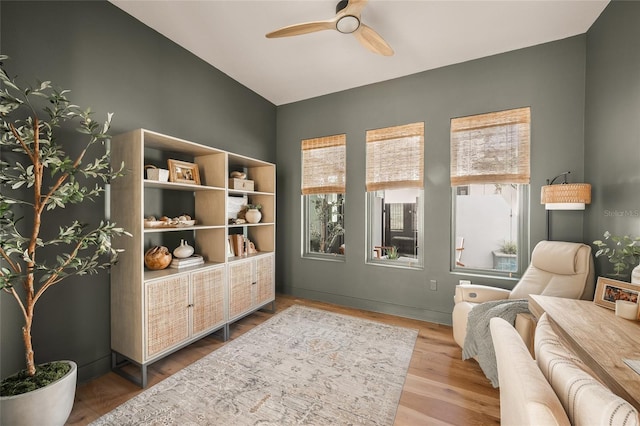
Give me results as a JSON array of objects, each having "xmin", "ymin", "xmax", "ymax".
[{"xmin": 110, "ymin": 0, "xmax": 609, "ymax": 106}]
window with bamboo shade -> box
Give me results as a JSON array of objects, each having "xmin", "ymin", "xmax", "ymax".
[
  {"xmin": 365, "ymin": 122, "xmax": 424, "ymax": 268},
  {"xmin": 449, "ymin": 107, "xmax": 530, "ymax": 276},
  {"xmin": 301, "ymin": 134, "xmax": 346, "ymax": 257}
]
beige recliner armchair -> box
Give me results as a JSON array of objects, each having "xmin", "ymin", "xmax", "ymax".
[{"xmin": 452, "ymin": 240, "xmax": 594, "ymax": 353}]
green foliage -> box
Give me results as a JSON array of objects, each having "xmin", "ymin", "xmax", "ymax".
[
  {"xmin": 0, "ymin": 361, "xmax": 71, "ymax": 397},
  {"xmin": 593, "ymin": 231, "xmax": 640, "ymax": 276},
  {"xmin": 386, "ymin": 246, "xmax": 399, "ymax": 260},
  {"xmin": 0, "ymin": 55, "xmax": 131, "ymax": 379},
  {"xmin": 499, "ymin": 240, "xmax": 517, "ymax": 255}
]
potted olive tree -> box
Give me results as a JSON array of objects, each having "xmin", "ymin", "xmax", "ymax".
[{"xmin": 0, "ymin": 56, "xmax": 130, "ymax": 425}]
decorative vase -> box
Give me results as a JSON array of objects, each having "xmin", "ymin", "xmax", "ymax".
[
  {"xmin": 144, "ymin": 246, "xmax": 172, "ymax": 270},
  {"xmin": 173, "ymin": 239, "xmax": 194, "ymax": 258},
  {"xmin": 0, "ymin": 361, "xmax": 77, "ymax": 426},
  {"xmin": 245, "ymin": 208, "xmax": 262, "ymax": 224},
  {"xmin": 632, "ymin": 264, "xmax": 640, "ymax": 285}
]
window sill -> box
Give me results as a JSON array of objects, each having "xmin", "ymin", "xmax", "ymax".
[
  {"xmin": 450, "ymin": 268, "xmax": 521, "ymax": 282},
  {"xmin": 302, "ymin": 253, "xmax": 345, "ymax": 263},
  {"xmin": 366, "ymin": 258, "xmax": 423, "ymax": 270}
]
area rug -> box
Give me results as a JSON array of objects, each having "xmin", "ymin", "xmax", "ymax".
[{"xmin": 91, "ymin": 305, "xmax": 418, "ymax": 425}]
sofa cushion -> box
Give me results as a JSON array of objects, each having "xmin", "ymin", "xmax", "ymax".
[
  {"xmin": 490, "ymin": 317, "xmax": 570, "ymax": 426},
  {"xmin": 535, "ymin": 313, "xmax": 639, "ymax": 426}
]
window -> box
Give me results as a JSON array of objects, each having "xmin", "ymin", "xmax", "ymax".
[
  {"xmin": 301, "ymin": 134, "xmax": 345, "ymax": 258},
  {"xmin": 366, "ymin": 122, "xmax": 424, "ymax": 268},
  {"xmin": 450, "ymin": 107, "xmax": 530, "ymax": 276}
]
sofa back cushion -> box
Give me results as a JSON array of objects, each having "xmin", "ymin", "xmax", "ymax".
[
  {"xmin": 490, "ymin": 317, "xmax": 570, "ymax": 426},
  {"xmin": 535, "ymin": 313, "xmax": 639, "ymax": 426}
]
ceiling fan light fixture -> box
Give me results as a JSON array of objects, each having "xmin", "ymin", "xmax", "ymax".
[{"xmin": 336, "ymin": 15, "xmax": 360, "ymax": 34}]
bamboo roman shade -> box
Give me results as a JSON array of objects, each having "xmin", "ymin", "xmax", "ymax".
[
  {"xmin": 450, "ymin": 107, "xmax": 530, "ymax": 186},
  {"xmin": 301, "ymin": 134, "xmax": 346, "ymax": 195},
  {"xmin": 366, "ymin": 122, "xmax": 424, "ymax": 191}
]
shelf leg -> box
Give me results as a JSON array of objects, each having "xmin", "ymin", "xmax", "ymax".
[
  {"xmin": 111, "ymin": 351, "xmax": 148, "ymax": 388},
  {"xmin": 261, "ymin": 299, "xmax": 276, "ymax": 314}
]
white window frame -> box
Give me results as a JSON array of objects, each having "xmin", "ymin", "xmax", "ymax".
[
  {"xmin": 450, "ymin": 107, "xmax": 531, "ymax": 277},
  {"xmin": 301, "ymin": 134, "xmax": 346, "ymax": 261},
  {"xmin": 366, "ymin": 189, "xmax": 424, "ymax": 269},
  {"xmin": 451, "ymin": 184, "xmax": 530, "ymax": 277},
  {"xmin": 365, "ymin": 122, "xmax": 425, "ymax": 269},
  {"xmin": 302, "ymin": 193, "xmax": 345, "ymax": 260}
]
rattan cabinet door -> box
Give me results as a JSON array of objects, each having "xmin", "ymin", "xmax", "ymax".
[
  {"xmin": 255, "ymin": 254, "xmax": 275, "ymax": 307},
  {"xmin": 145, "ymin": 275, "xmax": 190, "ymax": 359},
  {"xmin": 191, "ymin": 265, "xmax": 226, "ymax": 336},
  {"xmin": 228, "ymin": 259, "xmax": 255, "ymax": 319}
]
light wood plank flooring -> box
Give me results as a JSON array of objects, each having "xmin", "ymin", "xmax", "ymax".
[{"xmin": 67, "ymin": 294, "xmax": 500, "ymax": 425}]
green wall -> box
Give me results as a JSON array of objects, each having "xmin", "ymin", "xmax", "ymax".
[
  {"xmin": 584, "ymin": 0, "xmax": 640, "ymax": 275},
  {"xmin": 1, "ymin": 0, "xmax": 637, "ymax": 385},
  {"xmin": 0, "ymin": 1, "xmax": 276, "ymax": 382},
  {"xmin": 275, "ymin": 36, "xmax": 589, "ymax": 324}
]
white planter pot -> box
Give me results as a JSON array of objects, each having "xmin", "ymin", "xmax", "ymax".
[
  {"xmin": 1, "ymin": 360, "xmax": 77, "ymax": 426},
  {"xmin": 245, "ymin": 208, "xmax": 262, "ymax": 224}
]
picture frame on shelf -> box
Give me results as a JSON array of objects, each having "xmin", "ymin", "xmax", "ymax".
[
  {"xmin": 167, "ymin": 159, "xmax": 200, "ymax": 185},
  {"xmin": 594, "ymin": 276, "xmax": 640, "ymax": 314}
]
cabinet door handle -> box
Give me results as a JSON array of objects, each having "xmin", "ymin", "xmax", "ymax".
[
  {"xmin": 187, "ymin": 303, "xmax": 194, "ymax": 308},
  {"xmin": 252, "ymin": 281, "xmax": 257, "ymax": 285}
]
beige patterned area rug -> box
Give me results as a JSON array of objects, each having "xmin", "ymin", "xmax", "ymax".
[{"xmin": 91, "ymin": 305, "xmax": 418, "ymax": 425}]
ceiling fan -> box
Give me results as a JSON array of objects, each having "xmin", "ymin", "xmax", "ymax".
[{"xmin": 265, "ymin": 0, "xmax": 394, "ymax": 56}]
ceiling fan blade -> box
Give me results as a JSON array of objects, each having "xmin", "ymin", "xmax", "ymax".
[
  {"xmin": 342, "ymin": 0, "xmax": 368, "ymax": 18},
  {"xmin": 353, "ymin": 23, "xmax": 393, "ymax": 56},
  {"xmin": 266, "ymin": 20, "xmax": 336, "ymax": 38}
]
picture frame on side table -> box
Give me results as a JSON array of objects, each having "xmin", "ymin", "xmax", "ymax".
[
  {"xmin": 167, "ymin": 159, "xmax": 200, "ymax": 185},
  {"xmin": 594, "ymin": 276, "xmax": 640, "ymax": 316}
]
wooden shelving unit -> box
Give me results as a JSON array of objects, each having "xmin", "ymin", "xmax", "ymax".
[{"xmin": 109, "ymin": 129, "xmax": 275, "ymax": 387}]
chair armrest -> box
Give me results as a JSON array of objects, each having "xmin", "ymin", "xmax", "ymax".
[{"xmin": 454, "ymin": 284, "xmax": 511, "ymax": 304}]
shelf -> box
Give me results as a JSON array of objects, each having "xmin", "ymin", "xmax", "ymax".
[
  {"xmin": 143, "ymin": 261, "xmax": 224, "ymax": 281},
  {"xmin": 142, "ymin": 129, "xmax": 225, "ymax": 156},
  {"xmin": 144, "ymin": 224, "xmax": 225, "ymax": 233},
  {"xmin": 227, "ymin": 252, "xmax": 274, "ymax": 263},
  {"xmin": 227, "ymin": 189, "xmax": 274, "ymax": 196},
  {"xmin": 227, "ymin": 222, "xmax": 275, "ymax": 228},
  {"xmin": 144, "ymin": 179, "xmax": 224, "ymax": 192}
]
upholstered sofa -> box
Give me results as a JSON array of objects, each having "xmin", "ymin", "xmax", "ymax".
[
  {"xmin": 491, "ymin": 314, "xmax": 639, "ymax": 426},
  {"xmin": 453, "ymin": 240, "xmax": 594, "ymax": 354}
]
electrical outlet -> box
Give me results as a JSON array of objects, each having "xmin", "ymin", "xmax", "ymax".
[{"xmin": 429, "ymin": 279, "xmax": 437, "ymax": 291}]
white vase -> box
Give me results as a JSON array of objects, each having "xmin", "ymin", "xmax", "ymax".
[
  {"xmin": 245, "ymin": 208, "xmax": 262, "ymax": 224},
  {"xmin": 173, "ymin": 239, "xmax": 194, "ymax": 258},
  {"xmin": 1, "ymin": 360, "xmax": 77, "ymax": 426},
  {"xmin": 632, "ymin": 264, "xmax": 640, "ymax": 285}
]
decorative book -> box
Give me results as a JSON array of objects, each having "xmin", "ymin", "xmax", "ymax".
[{"xmin": 169, "ymin": 254, "xmax": 204, "ymax": 269}]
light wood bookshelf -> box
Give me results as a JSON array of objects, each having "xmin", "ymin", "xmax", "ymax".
[{"xmin": 109, "ymin": 129, "xmax": 275, "ymax": 387}]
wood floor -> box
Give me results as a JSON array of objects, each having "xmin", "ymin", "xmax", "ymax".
[{"xmin": 67, "ymin": 294, "xmax": 500, "ymax": 425}]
